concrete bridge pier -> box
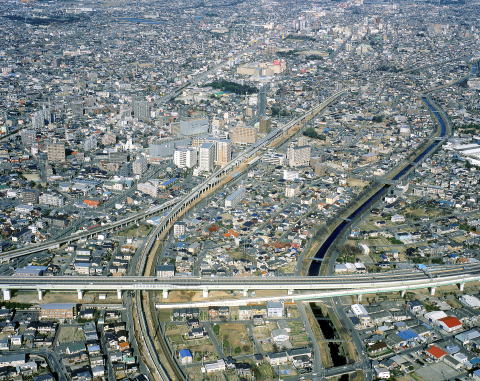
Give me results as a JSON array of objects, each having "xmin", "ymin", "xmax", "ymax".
[
  {"xmin": 2, "ymin": 289, "xmax": 11, "ymax": 301},
  {"xmin": 401, "ymin": 290, "xmax": 406, "ymax": 298},
  {"xmin": 458, "ymin": 283, "xmax": 465, "ymax": 292},
  {"xmin": 202, "ymin": 289, "xmax": 209, "ymax": 298},
  {"xmin": 37, "ymin": 290, "xmax": 43, "ymax": 301},
  {"xmin": 77, "ymin": 290, "xmax": 84, "ymax": 300},
  {"xmin": 357, "ymin": 294, "xmax": 363, "ymax": 302},
  {"xmin": 288, "ymin": 289, "xmax": 294, "ymax": 296},
  {"xmin": 117, "ymin": 290, "xmax": 122, "ymax": 300},
  {"xmin": 430, "ymin": 287, "xmax": 436, "ymax": 296},
  {"xmin": 162, "ymin": 289, "xmax": 169, "ymax": 299},
  {"xmin": 243, "ymin": 289, "xmax": 249, "ymax": 297}
]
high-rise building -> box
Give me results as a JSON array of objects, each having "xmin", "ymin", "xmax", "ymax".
[
  {"xmin": 214, "ymin": 139, "xmax": 232, "ymax": 167},
  {"xmin": 31, "ymin": 109, "xmax": 52, "ymax": 130},
  {"xmin": 47, "ymin": 142, "xmax": 66, "ymax": 163},
  {"xmin": 132, "ymin": 100, "xmax": 151, "ymax": 121},
  {"xmin": 132, "ymin": 156, "xmax": 148, "ymax": 175},
  {"xmin": 231, "ymin": 126, "xmax": 257, "ymax": 145},
  {"xmin": 173, "ymin": 148, "xmax": 198, "ymax": 169},
  {"xmin": 83, "ymin": 135, "xmax": 97, "ymax": 152},
  {"xmin": 20, "ymin": 129, "xmax": 36, "ymax": 147},
  {"xmin": 287, "ymin": 144, "xmax": 311, "ymax": 167},
  {"xmin": 199, "ymin": 142, "xmax": 215, "ymax": 172}
]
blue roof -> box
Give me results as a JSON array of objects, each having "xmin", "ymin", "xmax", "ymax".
[
  {"xmin": 397, "ymin": 329, "xmax": 418, "ymax": 341},
  {"xmin": 470, "ymin": 357, "xmax": 480, "ymax": 365},
  {"xmin": 41, "ymin": 303, "xmax": 76, "ymax": 309},
  {"xmin": 179, "ymin": 349, "xmax": 192, "ymax": 358},
  {"xmin": 474, "ymin": 369, "xmax": 480, "ymax": 376},
  {"xmin": 161, "ymin": 178, "xmax": 178, "ymax": 187}
]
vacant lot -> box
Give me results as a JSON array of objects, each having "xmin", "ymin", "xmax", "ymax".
[
  {"xmin": 218, "ymin": 323, "xmax": 253, "ymax": 355},
  {"xmin": 57, "ymin": 326, "xmax": 85, "ymax": 344}
]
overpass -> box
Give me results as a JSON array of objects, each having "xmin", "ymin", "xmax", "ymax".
[
  {"xmin": 1, "ymin": 264, "xmax": 479, "ymax": 301},
  {"xmin": 0, "ymin": 89, "xmax": 348, "ymax": 264}
]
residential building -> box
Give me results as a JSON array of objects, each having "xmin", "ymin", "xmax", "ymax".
[
  {"xmin": 231, "ymin": 125, "xmax": 257, "ymax": 144},
  {"xmin": 214, "ymin": 139, "xmax": 232, "ymax": 167},
  {"xmin": 156, "ymin": 265, "xmax": 175, "ymax": 278},
  {"xmin": 267, "ymin": 301, "xmax": 284, "ymax": 318},
  {"xmin": 40, "ymin": 303, "xmax": 76, "ymax": 320},
  {"xmin": 173, "ymin": 222, "xmax": 186, "ymax": 237},
  {"xmin": 132, "ymin": 99, "xmax": 150, "ymax": 121},
  {"xmin": 39, "ymin": 193, "xmax": 64, "ymax": 207},
  {"xmin": 199, "ymin": 142, "xmax": 215, "ymax": 172},
  {"xmin": 83, "ymin": 135, "xmax": 97, "ymax": 151},
  {"xmin": 47, "ymin": 142, "xmax": 66, "ymax": 163},
  {"xmin": 173, "ymin": 147, "xmax": 198, "ymax": 168},
  {"xmin": 287, "ymin": 144, "xmax": 311, "ymax": 167},
  {"xmin": 132, "ymin": 156, "xmax": 148, "ymax": 175}
]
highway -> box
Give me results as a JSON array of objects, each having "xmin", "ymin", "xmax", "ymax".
[
  {"xmin": 0, "ymin": 89, "xmax": 347, "ymax": 264},
  {"xmin": 0, "ymin": 264, "xmax": 479, "ymax": 294},
  {"xmin": 127, "ymin": 89, "xmax": 350, "ymax": 381}
]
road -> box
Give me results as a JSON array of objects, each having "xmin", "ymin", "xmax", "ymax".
[
  {"xmin": 307, "ymin": 95, "xmax": 452, "ymax": 380},
  {"xmin": 0, "ymin": 90, "xmax": 347, "ymax": 264}
]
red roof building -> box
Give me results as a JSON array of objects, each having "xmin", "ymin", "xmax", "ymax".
[
  {"xmin": 426, "ymin": 345, "xmax": 448, "ymax": 360},
  {"xmin": 437, "ymin": 316, "xmax": 462, "ymax": 332}
]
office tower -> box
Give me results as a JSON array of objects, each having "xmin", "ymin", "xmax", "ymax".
[
  {"xmin": 173, "ymin": 148, "xmax": 198, "ymax": 169},
  {"xmin": 47, "ymin": 142, "xmax": 66, "ymax": 163},
  {"xmin": 287, "ymin": 144, "xmax": 311, "ymax": 167},
  {"xmin": 132, "ymin": 156, "xmax": 148, "ymax": 175},
  {"xmin": 214, "ymin": 139, "xmax": 232, "ymax": 167},
  {"xmin": 231, "ymin": 125, "xmax": 257, "ymax": 144},
  {"xmin": 199, "ymin": 142, "xmax": 215, "ymax": 172}
]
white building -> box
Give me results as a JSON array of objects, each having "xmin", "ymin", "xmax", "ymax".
[
  {"xmin": 267, "ymin": 301, "xmax": 284, "ymax": 318},
  {"xmin": 204, "ymin": 359, "xmax": 226, "ymax": 373},
  {"xmin": 285, "ymin": 183, "xmax": 301, "ymax": 198},
  {"xmin": 137, "ymin": 180, "xmax": 159, "ymax": 198},
  {"xmin": 225, "ymin": 187, "xmax": 246, "ymax": 208},
  {"xmin": 459, "ymin": 295, "xmax": 480, "ymax": 309},
  {"xmin": 374, "ymin": 365, "xmax": 390, "ymax": 379},
  {"xmin": 199, "ymin": 142, "xmax": 215, "ymax": 172},
  {"xmin": 173, "ymin": 147, "xmax": 198, "ymax": 169},
  {"xmin": 39, "ymin": 193, "xmax": 64, "ymax": 207},
  {"xmin": 351, "ymin": 304, "xmax": 368, "ymax": 317},
  {"xmin": 283, "ymin": 170, "xmax": 299, "ymax": 181},
  {"xmin": 173, "ymin": 222, "xmax": 186, "ymax": 237}
]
